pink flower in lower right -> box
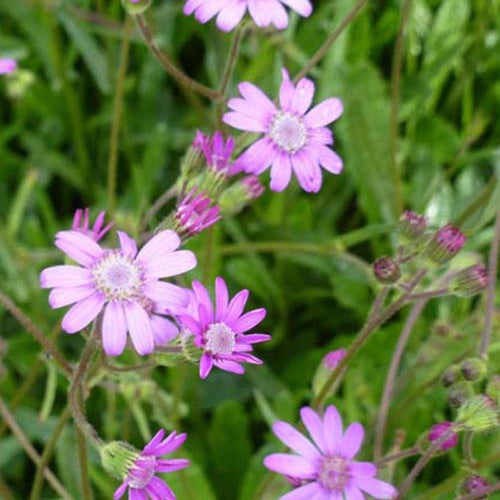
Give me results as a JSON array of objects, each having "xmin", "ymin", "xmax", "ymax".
[{"xmin": 264, "ymin": 405, "xmax": 397, "ymax": 500}]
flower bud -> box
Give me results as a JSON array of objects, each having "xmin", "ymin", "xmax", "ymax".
[
  {"xmin": 459, "ymin": 475, "xmax": 490, "ymax": 499},
  {"xmin": 399, "ymin": 211, "xmax": 427, "ymax": 243},
  {"xmin": 427, "ymin": 422, "xmax": 459, "ymax": 451},
  {"xmin": 219, "ymin": 176, "xmax": 263, "ymax": 216},
  {"xmin": 460, "ymin": 357, "xmax": 487, "ymax": 382},
  {"xmin": 457, "ymin": 395, "xmax": 498, "ymax": 432},
  {"xmin": 100, "ymin": 441, "xmax": 139, "ymax": 480},
  {"xmin": 322, "ymin": 349, "xmax": 347, "ymax": 370},
  {"xmin": 450, "ymin": 265, "xmax": 488, "ymax": 297},
  {"xmin": 121, "ymin": 0, "xmax": 152, "ymax": 14},
  {"xmin": 424, "ymin": 224, "xmax": 466, "ymax": 266},
  {"xmin": 447, "ymin": 381, "xmax": 472, "ymax": 409},
  {"xmin": 441, "ymin": 365, "xmax": 460, "ymax": 387},
  {"xmin": 373, "ymin": 257, "xmax": 401, "ymax": 284},
  {"xmin": 312, "ymin": 348, "xmax": 346, "ymax": 398},
  {"xmin": 242, "ymin": 175, "xmax": 265, "ymax": 200}
]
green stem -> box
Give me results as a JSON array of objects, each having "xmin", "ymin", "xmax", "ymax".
[
  {"xmin": 77, "ymin": 420, "xmax": 93, "ymax": 500},
  {"xmin": 39, "ymin": 363, "xmax": 58, "ymax": 422},
  {"xmin": 375, "ymin": 446, "xmax": 420, "ymax": 468},
  {"xmin": 462, "ymin": 431, "xmax": 475, "ymax": 466}
]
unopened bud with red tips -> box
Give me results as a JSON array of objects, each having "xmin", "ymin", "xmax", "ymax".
[
  {"xmin": 459, "ymin": 475, "xmax": 490, "ymax": 499},
  {"xmin": 424, "ymin": 224, "xmax": 466, "ymax": 265},
  {"xmin": 441, "ymin": 365, "xmax": 460, "ymax": 387},
  {"xmin": 312, "ymin": 348, "xmax": 346, "ymax": 397},
  {"xmin": 450, "ymin": 265, "xmax": 488, "ymax": 297},
  {"xmin": 399, "ymin": 211, "xmax": 427, "ymax": 243},
  {"xmin": 322, "ymin": 349, "xmax": 347, "ymax": 370},
  {"xmin": 121, "ymin": 0, "xmax": 152, "ymax": 14},
  {"xmin": 460, "ymin": 357, "xmax": 487, "ymax": 382},
  {"xmin": 242, "ymin": 175, "xmax": 265, "ymax": 200},
  {"xmin": 457, "ymin": 395, "xmax": 498, "ymax": 432},
  {"xmin": 447, "ymin": 381, "xmax": 473, "ymax": 408},
  {"xmin": 219, "ymin": 176, "xmax": 263, "ymax": 216},
  {"xmin": 427, "ymin": 422, "xmax": 459, "ymax": 451},
  {"xmin": 373, "ymin": 256, "xmax": 401, "ymax": 284}
]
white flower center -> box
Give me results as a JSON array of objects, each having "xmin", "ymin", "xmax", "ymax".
[
  {"xmin": 128, "ymin": 456, "xmax": 156, "ymax": 489},
  {"xmin": 317, "ymin": 456, "xmax": 350, "ymax": 492},
  {"xmin": 93, "ymin": 253, "xmax": 142, "ymax": 300},
  {"xmin": 205, "ymin": 322, "xmax": 236, "ymax": 355},
  {"xmin": 269, "ymin": 112, "xmax": 307, "ymax": 153}
]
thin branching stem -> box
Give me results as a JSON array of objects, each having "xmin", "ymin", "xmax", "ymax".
[{"xmin": 375, "ymin": 446, "xmax": 420, "ymax": 468}]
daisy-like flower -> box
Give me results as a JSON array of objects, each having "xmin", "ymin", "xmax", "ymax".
[
  {"xmin": 175, "ymin": 188, "xmax": 220, "ymax": 239},
  {"xmin": 224, "ymin": 69, "xmax": 343, "ymax": 193},
  {"xmin": 183, "ymin": 0, "xmax": 312, "ymax": 33},
  {"xmin": 179, "ymin": 277, "xmax": 270, "ymax": 379},
  {"xmin": 193, "ymin": 130, "xmax": 238, "ymax": 176},
  {"xmin": 72, "ymin": 208, "xmax": 113, "ymax": 242},
  {"xmin": 264, "ymin": 405, "xmax": 398, "ymax": 500},
  {"xmin": 113, "ymin": 429, "xmax": 190, "ymax": 500},
  {"xmin": 0, "ymin": 58, "xmax": 17, "ymax": 75},
  {"xmin": 40, "ymin": 229, "xmax": 196, "ymax": 356}
]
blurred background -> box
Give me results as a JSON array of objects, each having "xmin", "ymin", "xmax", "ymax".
[{"xmin": 0, "ymin": 0, "xmax": 499, "ymax": 498}]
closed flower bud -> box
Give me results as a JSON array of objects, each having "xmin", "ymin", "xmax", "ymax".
[
  {"xmin": 427, "ymin": 422, "xmax": 459, "ymax": 451},
  {"xmin": 447, "ymin": 381, "xmax": 472, "ymax": 409},
  {"xmin": 457, "ymin": 395, "xmax": 498, "ymax": 432},
  {"xmin": 101, "ymin": 441, "xmax": 139, "ymax": 480},
  {"xmin": 373, "ymin": 256, "xmax": 401, "ymax": 284},
  {"xmin": 424, "ymin": 224, "xmax": 466, "ymax": 266},
  {"xmin": 460, "ymin": 357, "xmax": 487, "ymax": 382},
  {"xmin": 322, "ymin": 349, "xmax": 347, "ymax": 370},
  {"xmin": 121, "ymin": 0, "xmax": 152, "ymax": 14},
  {"xmin": 459, "ymin": 475, "xmax": 490, "ymax": 499},
  {"xmin": 399, "ymin": 211, "xmax": 427, "ymax": 243},
  {"xmin": 450, "ymin": 265, "xmax": 488, "ymax": 297},
  {"xmin": 312, "ymin": 348, "xmax": 346, "ymax": 398},
  {"xmin": 219, "ymin": 177, "xmax": 263, "ymax": 216},
  {"xmin": 442, "ymin": 365, "xmax": 460, "ymax": 387}
]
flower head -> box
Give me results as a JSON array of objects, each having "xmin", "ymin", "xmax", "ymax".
[
  {"xmin": 184, "ymin": 0, "xmax": 312, "ymax": 32},
  {"xmin": 175, "ymin": 189, "xmax": 220, "ymax": 239},
  {"xmin": 425, "ymin": 224, "xmax": 466, "ymax": 265},
  {"xmin": 373, "ymin": 256, "xmax": 401, "ymax": 284},
  {"xmin": 193, "ymin": 130, "xmax": 237, "ymax": 176},
  {"xmin": 450, "ymin": 264, "xmax": 488, "ymax": 297},
  {"xmin": 399, "ymin": 210, "xmax": 427, "ymax": 243},
  {"xmin": 112, "ymin": 429, "xmax": 190, "ymax": 500},
  {"xmin": 40, "ymin": 229, "xmax": 196, "ymax": 356},
  {"xmin": 0, "ymin": 58, "xmax": 17, "ymax": 75},
  {"xmin": 264, "ymin": 405, "xmax": 397, "ymax": 499},
  {"xmin": 72, "ymin": 208, "xmax": 113, "ymax": 242},
  {"xmin": 224, "ymin": 69, "xmax": 343, "ymax": 193},
  {"xmin": 427, "ymin": 422, "xmax": 458, "ymax": 451},
  {"xmin": 179, "ymin": 277, "xmax": 270, "ymax": 379}
]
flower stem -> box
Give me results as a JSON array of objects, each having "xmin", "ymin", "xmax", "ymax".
[
  {"xmin": 462, "ymin": 430, "xmax": 475, "ymax": 466},
  {"xmin": 77, "ymin": 422, "xmax": 93, "ymax": 500},
  {"xmin": 479, "ymin": 208, "xmax": 500, "ymax": 358},
  {"xmin": 294, "ymin": 0, "xmax": 369, "ymax": 82},
  {"xmin": 375, "ymin": 446, "xmax": 420, "ymax": 468},
  {"xmin": 135, "ymin": 14, "xmax": 220, "ymax": 100},
  {"xmin": 406, "ymin": 288, "xmax": 449, "ymax": 300}
]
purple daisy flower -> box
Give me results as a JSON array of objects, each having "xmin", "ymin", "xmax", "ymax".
[
  {"xmin": 114, "ymin": 429, "xmax": 190, "ymax": 500},
  {"xmin": 175, "ymin": 189, "xmax": 220, "ymax": 239},
  {"xmin": 0, "ymin": 58, "xmax": 17, "ymax": 75},
  {"xmin": 40, "ymin": 229, "xmax": 196, "ymax": 356},
  {"xmin": 264, "ymin": 405, "xmax": 397, "ymax": 500},
  {"xmin": 224, "ymin": 69, "xmax": 343, "ymax": 193},
  {"xmin": 183, "ymin": 0, "xmax": 312, "ymax": 33},
  {"xmin": 72, "ymin": 208, "xmax": 113, "ymax": 242},
  {"xmin": 179, "ymin": 277, "xmax": 270, "ymax": 379},
  {"xmin": 193, "ymin": 130, "xmax": 238, "ymax": 176}
]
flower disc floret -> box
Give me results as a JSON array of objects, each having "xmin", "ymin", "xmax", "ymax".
[{"xmin": 269, "ymin": 112, "xmax": 307, "ymax": 153}]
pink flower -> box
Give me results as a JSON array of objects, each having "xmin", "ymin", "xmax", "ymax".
[
  {"xmin": 428, "ymin": 422, "xmax": 458, "ymax": 451},
  {"xmin": 264, "ymin": 405, "xmax": 397, "ymax": 500},
  {"xmin": 193, "ymin": 130, "xmax": 238, "ymax": 175},
  {"xmin": 179, "ymin": 277, "xmax": 270, "ymax": 379},
  {"xmin": 114, "ymin": 429, "xmax": 190, "ymax": 500},
  {"xmin": 0, "ymin": 59, "xmax": 17, "ymax": 75},
  {"xmin": 40, "ymin": 230, "xmax": 196, "ymax": 356},
  {"xmin": 183, "ymin": 0, "xmax": 312, "ymax": 33},
  {"xmin": 72, "ymin": 208, "xmax": 113, "ymax": 242},
  {"xmin": 224, "ymin": 69, "xmax": 343, "ymax": 193},
  {"xmin": 175, "ymin": 189, "xmax": 220, "ymax": 239}
]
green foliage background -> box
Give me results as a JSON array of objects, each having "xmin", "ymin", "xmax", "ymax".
[{"xmin": 0, "ymin": 0, "xmax": 499, "ymax": 499}]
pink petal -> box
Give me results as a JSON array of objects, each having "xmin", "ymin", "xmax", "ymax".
[
  {"xmin": 238, "ymin": 82, "xmax": 276, "ymax": 114},
  {"xmin": 143, "ymin": 281, "xmax": 189, "ymax": 310},
  {"xmin": 270, "ymin": 152, "xmax": 292, "ymax": 192},
  {"xmin": 223, "ymin": 111, "xmax": 268, "ymax": 133},
  {"xmin": 248, "ymin": 0, "xmax": 272, "ymax": 27},
  {"xmin": 239, "ymin": 333, "xmax": 271, "ymax": 344},
  {"xmin": 192, "ymin": 281, "xmax": 214, "ymax": 322},
  {"xmin": 300, "ymin": 407, "xmax": 328, "ymax": 453},
  {"xmin": 48, "ymin": 285, "xmax": 95, "ymax": 309},
  {"xmin": 215, "ymin": 276, "xmax": 229, "ymax": 321},
  {"xmin": 280, "ymin": 0, "xmax": 312, "ymax": 16},
  {"xmin": 216, "ymin": 0, "xmax": 247, "ymax": 31},
  {"xmin": 339, "ymin": 422, "xmax": 364, "ymax": 459},
  {"xmin": 355, "ymin": 477, "xmax": 398, "ymax": 499},
  {"xmin": 143, "ymin": 429, "xmax": 165, "ymax": 454},
  {"xmin": 40, "ymin": 265, "xmax": 93, "ymax": 289},
  {"xmin": 124, "ymin": 302, "xmax": 154, "ymax": 355},
  {"xmin": 350, "ymin": 461, "xmax": 377, "ymax": 478},
  {"xmin": 291, "ymin": 151, "xmax": 323, "ymax": 193},
  {"xmin": 178, "ymin": 315, "xmax": 202, "ymax": 336},
  {"xmin": 316, "ymin": 145, "xmax": 343, "ymax": 174},
  {"xmin": 184, "ymin": 0, "xmax": 206, "ymax": 15},
  {"xmin": 213, "ymin": 358, "xmax": 246, "ymax": 374},
  {"xmin": 151, "ymin": 315, "xmax": 178, "ymax": 345},
  {"xmin": 200, "ymin": 352, "xmax": 214, "ymax": 379},
  {"xmin": 233, "ymin": 308, "xmax": 266, "ymax": 333},
  {"xmin": 227, "ymin": 97, "xmax": 272, "ymax": 125},
  {"xmin": 147, "ymin": 477, "xmax": 176, "ymax": 500},
  {"xmin": 309, "ymin": 127, "xmax": 333, "ymax": 146},
  {"xmin": 344, "ymin": 485, "xmax": 365, "ymax": 500},
  {"xmin": 323, "ymin": 405, "xmax": 343, "ymax": 454},
  {"xmin": 236, "ymin": 138, "xmax": 278, "ymax": 175},
  {"xmin": 129, "ymin": 489, "xmax": 147, "ymax": 500},
  {"xmin": 102, "ymin": 301, "xmax": 127, "ymax": 356},
  {"xmin": 136, "ymin": 230, "xmax": 181, "ymax": 263},
  {"xmin": 142, "ymin": 250, "xmax": 197, "ymax": 280},
  {"xmin": 61, "ymin": 293, "xmax": 105, "ymax": 334},
  {"xmin": 154, "ymin": 431, "xmax": 187, "ymax": 455},
  {"xmin": 117, "ymin": 231, "xmax": 138, "ymax": 258},
  {"xmin": 304, "ymin": 98, "xmax": 343, "ymax": 128},
  {"xmin": 55, "ymin": 230, "xmax": 103, "ymax": 266},
  {"xmin": 113, "ymin": 482, "xmax": 128, "ymax": 500},
  {"xmin": 270, "ymin": 1, "xmax": 288, "ymax": 29},
  {"xmin": 155, "ymin": 458, "xmax": 190, "ymax": 472},
  {"xmin": 272, "ymin": 421, "xmax": 320, "ymax": 461},
  {"xmin": 279, "ymin": 68, "xmax": 294, "ymax": 111},
  {"xmin": 263, "ymin": 453, "xmax": 316, "ymax": 479},
  {"xmin": 290, "ymin": 77, "xmax": 315, "ymax": 115},
  {"xmin": 279, "ymin": 482, "xmax": 325, "ymax": 500},
  {"xmin": 222, "ymin": 289, "xmax": 249, "ymax": 325},
  {"xmin": 194, "ymin": 0, "xmax": 228, "ymax": 23}
]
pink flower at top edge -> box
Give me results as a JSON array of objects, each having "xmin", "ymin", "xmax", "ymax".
[
  {"xmin": 40, "ymin": 229, "xmax": 196, "ymax": 356},
  {"xmin": 0, "ymin": 59, "xmax": 17, "ymax": 75},
  {"xmin": 224, "ymin": 69, "xmax": 343, "ymax": 193},
  {"xmin": 264, "ymin": 405, "xmax": 398, "ymax": 500},
  {"xmin": 114, "ymin": 429, "xmax": 190, "ymax": 500},
  {"xmin": 178, "ymin": 277, "xmax": 270, "ymax": 379},
  {"xmin": 193, "ymin": 130, "xmax": 238, "ymax": 176},
  {"xmin": 72, "ymin": 208, "xmax": 113, "ymax": 242},
  {"xmin": 184, "ymin": 0, "xmax": 313, "ymax": 33}
]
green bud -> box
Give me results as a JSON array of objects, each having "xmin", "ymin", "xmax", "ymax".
[
  {"xmin": 5, "ymin": 69, "xmax": 35, "ymax": 99},
  {"xmin": 442, "ymin": 365, "xmax": 460, "ymax": 387},
  {"xmin": 460, "ymin": 357, "xmax": 487, "ymax": 382},
  {"xmin": 179, "ymin": 145, "xmax": 204, "ymax": 181},
  {"xmin": 100, "ymin": 441, "xmax": 138, "ymax": 480},
  {"xmin": 447, "ymin": 381, "xmax": 473, "ymax": 409},
  {"xmin": 457, "ymin": 395, "xmax": 498, "ymax": 432},
  {"xmin": 155, "ymin": 334, "xmax": 201, "ymax": 366},
  {"xmin": 121, "ymin": 0, "xmax": 152, "ymax": 14}
]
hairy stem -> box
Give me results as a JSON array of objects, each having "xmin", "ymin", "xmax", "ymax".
[
  {"xmin": 375, "ymin": 446, "xmax": 420, "ymax": 468},
  {"xmin": 77, "ymin": 420, "xmax": 93, "ymax": 500}
]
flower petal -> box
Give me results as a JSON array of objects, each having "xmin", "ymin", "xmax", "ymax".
[
  {"xmin": 291, "ymin": 77, "xmax": 315, "ymax": 115},
  {"xmin": 227, "ymin": 97, "xmax": 272, "ymax": 125},
  {"xmin": 317, "ymin": 145, "xmax": 343, "ymax": 174},
  {"xmin": 236, "ymin": 138, "xmax": 278, "ymax": 175},
  {"xmin": 117, "ymin": 231, "xmax": 138, "ymax": 259},
  {"xmin": 151, "ymin": 315, "xmax": 178, "ymax": 345},
  {"xmin": 61, "ymin": 293, "xmax": 105, "ymax": 334},
  {"xmin": 143, "ymin": 281, "xmax": 189, "ymax": 310},
  {"xmin": 200, "ymin": 352, "xmax": 214, "ymax": 379},
  {"xmin": 102, "ymin": 301, "xmax": 127, "ymax": 356},
  {"xmin": 213, "ymin": 358, "xmax": 246, "ymax": 374},
  {"xmin": 147, "ymin": 477, "xmax": 176, "ymax": 500},
  {"xmin": 216, "ymin": 0, "xmax": 247, "ymax": 32},
  {"xmin": 223, "ymin": 111, "xmax": 268, "ymax": 133},
  {"xmin": 193, "ymin": 0, "xmax": 228, "ymax": 23},
  {"xmin": 304, "ymin": 98, "xmax": 343, "ymax": 128},
  {"xmin": 40, "ymin": 265, "xmax": 93, "ymax": 289},
  {"xmin": 300, "ymin": 407, "xmax": 328, "ymax": 453},
  {"xmin": 48, "ymin": 285, "xmax": 95, "ymax": 309},
  {"xmin": 280, "ymin": 482, "xmax": 325, "ymax": 500},
  {"xmin": 55, "ymin": 230, "xmax": 103, "ymax": 266},
  {"xmin": 344, "ymin": 486, "xmax": 365, "ymax": 500},
  {"xmin": 355, "ymin": 477, "xmax": 398, "ymax": 499},
  {"xmin": 233, "ymin": 308, "xmax": 266, "ymax": 334},
  {"xmin": 248, "ymin": 0, "xmax": 272, "ymax": 27},
  {"xmin": 270, "ymin": 153, "xmax": 293, "ymax": 192},
  {"xmin": 263, "ymin": 453, "xmax": 316, "ymax": 479},
  {"xmin": 279, "ymin": 68, "xmax": 294, "ymax": 111},
  {"xmin": 280, "ymin": 0, "xmax": 312, "ymax": 17},
  {"xmin": 270, "ymin": 0, "xmax": 288, "ymax": 29},
  {"xmin": 291, "ymin": 150, "xmax": 322, "ymax": 193},
  {"xmin": 339, "ymin": 422, "xmax": 364, "ymax": 459},
  {"xmin": 222, "ymin": 289, "xmax": 249, "ymax": 325},
  {"xmin": 238, "ymin": 81, "xmax": 276, "ymax": 114},
  {"xmin": 192, "ymin": 281, "xmax": 214, "ymax": 322},
  {"xmin": 124, "ymin": 302, "xmax": 154, "ymax": 355},
  {"xmin": 113, "ymin": 482, "xmax": 128, "ymax": 500},
  {"xmin": 156, "ymin": 458, "xmax": 190, "ymax": 472},
  {"xmin": 215, "ymin": 276, "xmax": 229, "ymax": 321},
  {"xmin": 323, "ymin": 405, "xmax": 343, "ymax": 454},
  {"xmin": 350, "ymin": 461, "xmax": 377, "ymax": 478},
  {"xmin": 142, "ymin": 250, "xmax": 197, "ymax": 280},
  {"xmin": 136, "ymin": 230, "xmax": 181, "ymax": 262},
  {"xmin": 272, "ymin": 421, "xmax": 320, "ymax": 461}
]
